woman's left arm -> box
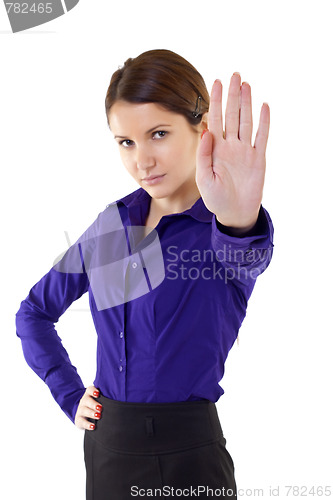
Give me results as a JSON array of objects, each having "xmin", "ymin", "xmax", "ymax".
[{"xmin": 196, "ymin": 74, "xmax": 270, "ymax": 236}]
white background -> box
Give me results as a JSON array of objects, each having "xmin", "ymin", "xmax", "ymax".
[{"xmin": 1, "ymin": 0, "xmax": 332, "ymax": 498}]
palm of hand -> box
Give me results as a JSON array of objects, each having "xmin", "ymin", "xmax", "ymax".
[{"xmin": 196, "ymin": 74, "xmax": 270, "ymax": 232}]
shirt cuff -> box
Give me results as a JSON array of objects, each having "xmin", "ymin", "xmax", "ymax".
[
  {"xmin": 211, "ymin": 205, "xmax": 274, "ymax": 283},
  {"xmin": 45, "ymin": 364, "xmax": 86, "ymax": 423},
  {"xmin": 215, "ymin": 205, "xmax": 268, "ymax": 238}
]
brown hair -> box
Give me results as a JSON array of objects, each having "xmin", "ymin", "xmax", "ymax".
[{"xmin": 105, "ymin": 49, "xmax": 209, "ymax": 129}]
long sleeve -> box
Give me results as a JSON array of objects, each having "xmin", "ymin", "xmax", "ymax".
[
  {"xmin": 15, "ymin": 203, "xmax": 127, "ymax": 422},
  {"xmin": 211, "ymin": 205, "xmax": 274, "ymax": 293},
  {"xmin": 15, "ymin": 260, "xmax": 90, "ymax": 423}
]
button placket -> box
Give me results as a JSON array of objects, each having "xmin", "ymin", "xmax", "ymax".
[{"xmin": 118, "ymin": 329, "xmax": 126, "ymax": 376}]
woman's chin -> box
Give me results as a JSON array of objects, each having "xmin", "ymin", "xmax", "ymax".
[{"xmin": 141, "ymin": 184, "xmax": 171, "ymax": 199}]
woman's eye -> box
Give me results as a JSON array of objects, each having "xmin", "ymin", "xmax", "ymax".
[
  {"xmin": 119, "ymin": 139, "xmax": 134, "ymax": 148},
  {"xmin": 152, "ymin": 131, "xmax": 168, "ymax": 139}
]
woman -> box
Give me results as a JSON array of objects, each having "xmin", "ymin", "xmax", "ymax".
[{"xmin": 16, "ymin": 49, "xmax": 274, "ymax": 499}]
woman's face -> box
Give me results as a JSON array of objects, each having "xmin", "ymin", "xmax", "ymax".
[{"xmin": 108, "ymin": 101, "xmax": 206, "ymax": 203}]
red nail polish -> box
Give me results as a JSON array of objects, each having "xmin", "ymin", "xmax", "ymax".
[
  {"xmin": 201, "ymin": 129, "xmax": 208, "ymax": 140},
  {"xmin": 90, "ymin": 424, "xmax": 95, "ymax": 430},
  {"xmin": 93, "ymin": 391, "xmax": 99, "ymax": 397},
  {"xmin": 94, "ymin": 412, "xmax": 101, "ymax": 419},
  {"xmin": 96, "ymin": 405, "xmax": 102, "ymax": 411}
]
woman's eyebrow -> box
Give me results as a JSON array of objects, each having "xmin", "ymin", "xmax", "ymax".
[
  {"xmin": 145, "ymin": 124, "xmax": 171, "ymax": 134},
  {"xmin": 114, "ymin": 124, "xmax": 171, "ymax": 140}
]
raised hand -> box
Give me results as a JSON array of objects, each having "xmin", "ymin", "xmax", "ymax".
[{"xmin": 196, "ymin": 74, "xmax": 270, "ymax": 235}]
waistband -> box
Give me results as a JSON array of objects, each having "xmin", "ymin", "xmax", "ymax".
[{"xmin": 86, "ymin": 395, "xmax": 224, "ymax": 455}]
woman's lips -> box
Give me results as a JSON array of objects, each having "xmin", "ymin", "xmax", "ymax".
[{"xmin": 142, "ymin": 174, "xmax": 166, "ymax": 185}]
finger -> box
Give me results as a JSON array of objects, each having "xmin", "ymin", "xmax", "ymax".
[
  {"xmin": 75, "ymin": 403, "xmax": 102, "ymax": 430},
  {"xmin": 86, "ymin": 395, "xmax": 103, "ymax": 413},
  {"xmin": 196, "ymin": 130, "xmax": 214, "ymax": 187},
  {"xmin": 207, "ymin": 79, "xmax": 223, "ymax": 139},
  {"xmin": 82, "ymin": 394, "xmax": 103, "ymax": 412},
  {"xmin": 86, "ymin": 386, "xmax": 102, "ymax": 406},
  {"xmin": 225, "ymin": 72, "xmax": 241, "ymax": 140},
  {"xmin": 87, "ymin": 385, "xmax": 100, "ymax": 398},
  {"xmin": 75, "ymin": 415, "xmax": 97, "ymax": 431},
  {"xmin": 239, "ymin": 82, "xmax": 253, "ymax": 144},
  {"xmin": 80, "ymin": 404, "xmax": 102, "ymax": 421},
  {"xmin": 82, "ymin": 386, "xmax": 103, "ymax": 412},
  {"xmin": 254, "ymin": 103, "xmax": 270, "ymax": 155}
]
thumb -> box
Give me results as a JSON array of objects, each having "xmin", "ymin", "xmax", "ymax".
[{"xmin": 196, "ymin": 130, "xmax": 214, "ymax": 187}]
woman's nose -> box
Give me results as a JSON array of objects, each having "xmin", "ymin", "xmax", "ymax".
[{"xmin": 136, "ymin": 145, "xmax": 156, "ymax": 170}]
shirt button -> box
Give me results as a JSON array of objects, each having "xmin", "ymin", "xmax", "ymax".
[
  {"xmin": 119, "ymin": 365, "xmax": 123, "ymax": 372},
  {"xmin": 132, "ymin": 262, "xmax": 138, "ymax": 269},
  {"xmin": 119, "ymin": 331, "xmax": 124, "ymax": 339}
]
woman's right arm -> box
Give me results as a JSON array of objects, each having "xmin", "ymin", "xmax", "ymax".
[
  {"xmin": 16, "ymin": 203, "xmax": 124, "ymax": 425},
  {"xmin": 16, "ymin": 254, "xmax": 90, "ymax": 424}
]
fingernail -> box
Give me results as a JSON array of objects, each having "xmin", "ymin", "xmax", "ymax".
[
  {"xmin": 94, "ymin": 412, "xmax": 101, "ymax": 419},
  {"xmin": 93, "ymin": 391, "xmax": 99, "ymax": 397},
  {"xmin": 90, "ymin": 424, "xmax": 95, "ymax": 430},
  {"xmin": 233, "ymin": 72, "xmax": 240, "ymax": 76},
  {"xmin": 201, "ymin": 129, "xmax": 208, "ymax": 140},
  {"xmin": 96, "ymin": 405, "xmax": 102, "ymax": 411}
]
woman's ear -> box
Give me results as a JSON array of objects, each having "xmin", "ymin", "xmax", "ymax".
[{"xmin": 200, "ymin": 112, "xmax": 208, "ymax": 132}]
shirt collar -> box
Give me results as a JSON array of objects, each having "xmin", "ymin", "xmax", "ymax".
[{"xmin": 114, "ymin": 187, "xmax": 213, "ymax": 223}]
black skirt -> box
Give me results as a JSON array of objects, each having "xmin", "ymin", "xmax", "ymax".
[{"xmin": 84, "ymin": 394, "xmax": 237, "ymax": 499}]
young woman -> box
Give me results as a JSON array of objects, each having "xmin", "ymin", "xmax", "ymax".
[{"xmin": 16, "ymin": 49, "xmax": 274, "ymax": 499}]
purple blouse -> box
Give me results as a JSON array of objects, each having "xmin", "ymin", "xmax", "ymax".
[{"xmin": 16, "ymin": 187, "xmax": 274, "ymax": 423}]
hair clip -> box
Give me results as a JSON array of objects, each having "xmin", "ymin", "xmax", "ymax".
[{"xmin": 192, "ymin": 95, "xmax": 202, "ymax": 118}]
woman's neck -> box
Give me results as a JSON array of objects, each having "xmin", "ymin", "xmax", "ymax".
[{"xmin": 149, "ymin": 184, "xmax": 201, "ymax": 218}]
